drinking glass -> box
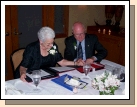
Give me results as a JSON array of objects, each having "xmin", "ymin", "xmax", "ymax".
[
  {"xmin": 104, "ymin": 64, "xmax": 115, "ymax": 72},
  {"xmin": 32, "ymin": 70, "xmax": 41, "ymax": 92},
  {"xmin": 82, "ymin": 63, "xmax": 91, "ymax": 80},
  {"xmin": 112, "ymin": 67, "xmax": 125, "ymax": 82}
]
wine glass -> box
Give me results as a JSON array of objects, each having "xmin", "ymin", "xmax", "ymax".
[
  {"xmin": 32, "ymin": 70, "xmax": 41, "ymax": 92},
  {"xmin": 112, "ymin": 67, "xmax": 125, "ymax": 82},
  {"xmin": 82, "ymin": 63, "xmax": 91, "ymax": 80}
]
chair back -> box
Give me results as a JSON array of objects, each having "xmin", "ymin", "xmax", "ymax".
[{"xmin": 11, "ymin": 48, "xmax": 25, "ymax": 71}]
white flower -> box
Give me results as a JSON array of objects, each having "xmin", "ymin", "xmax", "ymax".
[
  {"xmin": 73, "ymin": 42, "xmax": 77, "ymax": 50},
  {"xmin": 49, "ymin": 50, "xmax": 56, "ymax": 55},
  {"xmin": 53, "ymin": 45, "xmax": 56, "ymax": 49},
  {"xmin": 108, "ymin": 72, "xmax": 112, "ymax": 76},
  {"xmin": 49, "ymin": 45, "xmax": 58, "ymax": 55},
  {"xmin": 105, "ymin": 89, "xmax": 111, "ymax": 93},
  {"xmin": 98, "ymin": 81, "xmax": 105, "ymax": 91},
  {"xmin": 101, "ymin": 72, "xmax": 106, "ymax": 77},
  {"xmin": 115, "ymin": 79, "xmax": 120, "ymax": 86},
  {"xmin": 91, "ymin": 71, "xmax": 120, "ymax": 95},
  {"xmin": 95, "ymin": 75, "xmax": 101, "ymax": 82},
  {"xmin": 104, "ymin": 79, "xmax": 110, "ymax": 87},
  {"xmin": 91, "ymin": 79, "xmax": 96, "ymax": 86},
  {"xmin": 112, "ymin": 74, "xmax": 117, "ymax": 79},
  {"xmin": 74, "ymin": 46, "xmax": 77, "ymax": 50}
]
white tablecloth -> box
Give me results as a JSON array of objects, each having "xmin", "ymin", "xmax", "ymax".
[{"xmin": 5, "ymin": 59, "xmax": 125, "ymax": 95}]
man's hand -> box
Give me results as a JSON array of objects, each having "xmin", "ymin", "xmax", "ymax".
[{"xmin": 85, "ymin": 58, "xmax": 94, "ymax": 65}]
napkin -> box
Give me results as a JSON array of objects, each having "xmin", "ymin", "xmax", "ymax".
[
  {"xmin": 66, "ymin": 78, "xmax": 80, "ymax": 86},
  {"xmin": 5, "ymin": 82, "xmax": 24, "ymax": 95}
]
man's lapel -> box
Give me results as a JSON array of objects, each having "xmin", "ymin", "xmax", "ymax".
[
  {"xmin": 72, "ymin": 37, "xmax": 77, "ymax": 58},
  {"xmin": 85, "ymin": 35, "xmax": 90, "ymax": 59}
]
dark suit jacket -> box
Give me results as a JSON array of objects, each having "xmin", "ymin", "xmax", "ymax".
[{"xmin": 64, "ymin": 33, "xmax": 107, "ymax": 62}]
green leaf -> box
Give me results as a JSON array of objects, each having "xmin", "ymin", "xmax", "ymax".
[
  {"xmin": 94, "ymin": 78, "xmax": 97, "ymax": 82},
  {"xmin": 99, "ymin": 91, "xmax": 104, "ymax": 95},
  {"xmin": 73, "ymin": 42, "xmax": 76, "ymax": 46}
]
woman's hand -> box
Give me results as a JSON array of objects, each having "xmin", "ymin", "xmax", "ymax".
[
  {"xmin": 20, "ymin": 73, "xmax": 27, "ymax": 82},
  {"xmin": 19, "ymin": 66, "xmax": 27, "ymax": 82},
  {"xmin": 75, "ymin": 59, "xmax": 85, "ymax": 66}
]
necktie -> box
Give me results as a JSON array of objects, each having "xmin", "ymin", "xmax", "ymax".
[{"xmin": 77, "ymin": 42, "xmax": 83, "ymax": 59}]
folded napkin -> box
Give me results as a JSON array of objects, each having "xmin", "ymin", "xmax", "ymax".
[
  {"xmin": 5, "ymin": 82, "xmax": 24, "ymax": 95},
  {"xmin": 67, "ymin": 78, "xmax": 80, "ymax": 86}
]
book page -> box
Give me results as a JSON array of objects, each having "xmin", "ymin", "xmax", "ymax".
[
  {"xmin": 40, "ymin": 69, "xmax": 51, "ymax": 76},
  {"xmin": 26, "ymin": 69, "xmax": 51, "ymax": 79},
  {"xmin": 50, "ymin": 67, "xmax": 75, "ymax": 72}
]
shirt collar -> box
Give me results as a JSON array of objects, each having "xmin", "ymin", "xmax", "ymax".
[{"xmin": 77, "ymin": 39, "xmax": 85, "ymax": 46}]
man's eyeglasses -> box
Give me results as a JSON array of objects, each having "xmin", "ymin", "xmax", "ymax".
[{"xmin": 74, "ymin": 32, "xmax": 85, "ymax": 37}]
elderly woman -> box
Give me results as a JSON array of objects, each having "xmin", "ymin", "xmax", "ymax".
[{"xmin": 15, "ymin": 26, "xmax": 84, "ymax": 82}]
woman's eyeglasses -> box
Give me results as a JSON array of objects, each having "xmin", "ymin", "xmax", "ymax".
[{"xmin": 41, "ymin": 42, "xmax": 53, "ymax": 47}]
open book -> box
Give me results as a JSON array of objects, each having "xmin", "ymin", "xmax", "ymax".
[
  {"xmin": 50, "ymin": 66, "xmax": 75, "ymax": 73},
  {"xmin": 25, "ymin": 68, "xmax": 59, "ymax": 82}
]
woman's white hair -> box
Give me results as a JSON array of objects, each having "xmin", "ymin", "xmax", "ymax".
[{"xmin": 37, "ymin": 27, "xmax": 55, "ymax": 42}]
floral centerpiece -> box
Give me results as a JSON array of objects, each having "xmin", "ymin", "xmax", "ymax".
[
  {"xmin": 91, "ymin": 71, "xmax": 120, "ymax": 95},
  {"xmin": 49, "ymin": 45, "xmax": 57, "ymax": 55}
]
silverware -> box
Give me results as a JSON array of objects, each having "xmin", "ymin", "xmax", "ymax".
[
  {"xmin": 72, "ymin": 76, "xmax": 80, "ymax": 81},
  {"xmin": 64, "ymin": 75, "xmax": 69, "ymax": 83}
]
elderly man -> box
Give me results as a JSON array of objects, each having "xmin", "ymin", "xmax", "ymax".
[{"xmin": 64, "ymin": 21, "xmax": 107, "ymax": 64}]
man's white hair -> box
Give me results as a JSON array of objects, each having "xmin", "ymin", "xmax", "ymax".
[
  {"xmin": 37, "ymin": 27, "xmax": 55, "ymax": 42},
  {"xmin": 72, "ymin": 21, "xmax": 85, "ymax": 31}
]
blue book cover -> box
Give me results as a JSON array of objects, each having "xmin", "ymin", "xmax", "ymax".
[{"xmin": 51, "ymin": 74, "xmax": 88, "ymax": 91}]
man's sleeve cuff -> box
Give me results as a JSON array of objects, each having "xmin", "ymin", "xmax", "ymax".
[{"xmin": 91, "ymin": 56, "xmax": 97, "ymax": 61}]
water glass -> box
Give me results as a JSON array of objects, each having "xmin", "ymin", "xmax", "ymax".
[
  {"xmin": 112, "ymin": 67, "xmax": 125, "ymax": 81},
  {"xmin": 32, "ymin": 70, "xmax": 41, "ymax": 92},
  {"xmin": 83, "ymin": 63, "xmax": 91, "ymax": 76},
  {"xmin": 104, "ymin": 64, "xmax": 115, "ymax": 72}
]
